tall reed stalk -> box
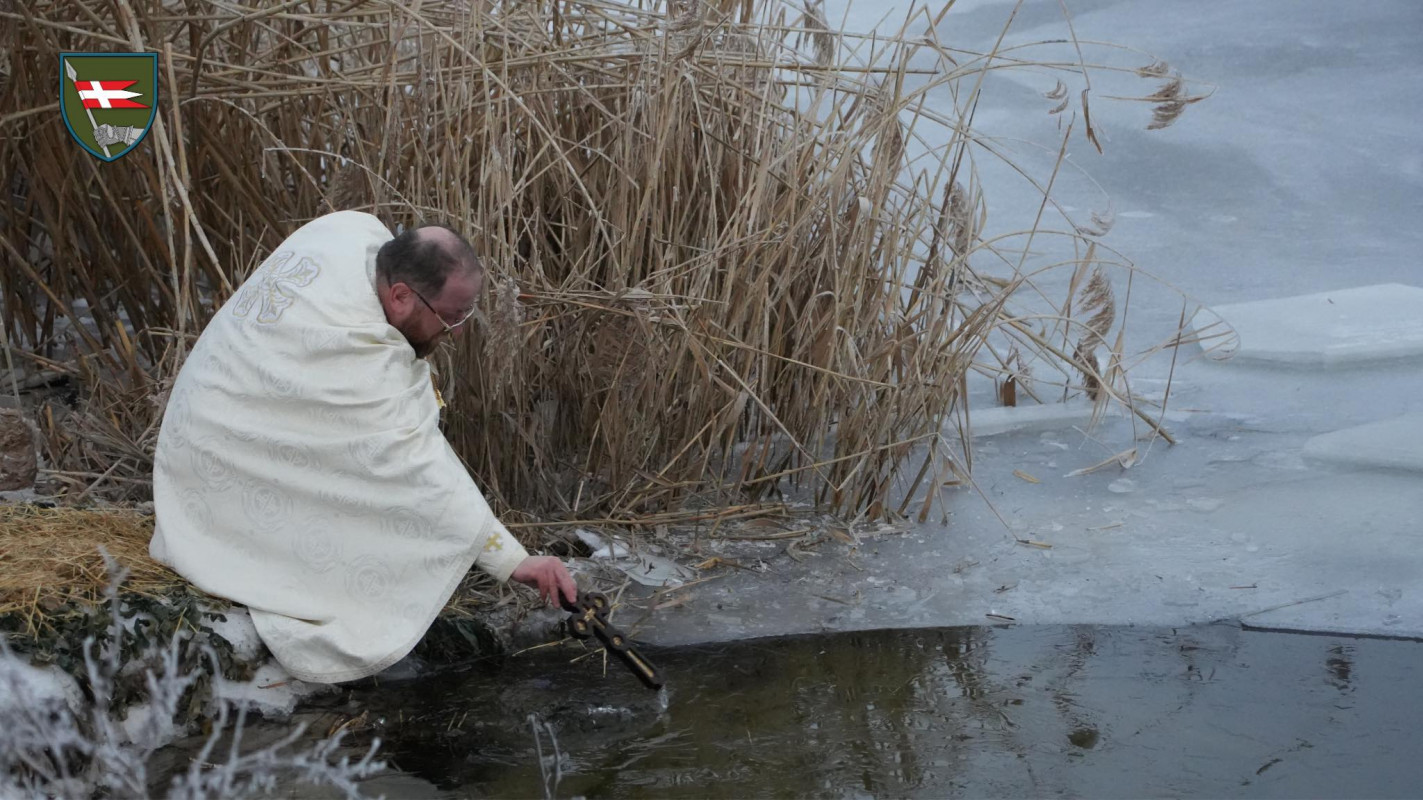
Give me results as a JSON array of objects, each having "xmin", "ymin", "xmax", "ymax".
[{"xmin": 0, "ymin": 0, "xmax": 1208, "ymax": 525}]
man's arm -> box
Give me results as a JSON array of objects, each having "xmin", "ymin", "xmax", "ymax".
[{"xmin": 473, "ymin": 523, "xmax": 578, "ymax": 606}]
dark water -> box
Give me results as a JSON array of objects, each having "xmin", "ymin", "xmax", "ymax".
[{"xmin": 335, "ymin": 625, "xmax": 1423, "ymax": 798}]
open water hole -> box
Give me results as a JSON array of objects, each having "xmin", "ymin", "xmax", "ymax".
[{"xmin": 315, "ymin": 625, "xmax": 1422, "ymax": 798}]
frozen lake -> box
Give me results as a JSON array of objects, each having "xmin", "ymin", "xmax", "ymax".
[{"xmin": 628, "ymin": 0, "xmax": 1423, "ymax": 644}]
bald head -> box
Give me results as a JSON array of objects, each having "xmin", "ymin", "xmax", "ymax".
[
  {"xmin": 376, "ymin": 223, "xmax": 482, "ymax": 298},
  {"xmin": 414, "ymin": 224, "xmax": 463, "ymax": 258}
]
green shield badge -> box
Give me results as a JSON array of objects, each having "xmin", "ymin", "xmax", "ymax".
[{"xmin": 59, "ymin": 52, "xmax": 158, "ymax": 162}]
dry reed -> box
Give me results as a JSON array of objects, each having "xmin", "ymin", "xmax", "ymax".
[
  {"xmin": 0, "ymin": 0, "xmax": 1211, "ymax": 533},
  {"xmin": 0, "ymin": 505, "xmax": 173, "ymax": 622}
]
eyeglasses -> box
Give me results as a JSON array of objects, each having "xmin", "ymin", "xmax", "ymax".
[{"xmin": 410, "ymin": 286, "xmax": 478, "ymax": 336}]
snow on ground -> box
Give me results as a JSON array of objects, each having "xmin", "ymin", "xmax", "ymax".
[
  {"xmin": 205, "ymin": 608, "xmax": 330, "ymax": 717},
  {"xmin": 632, "ymin": 0, "xmax": 1423, "ymax": 646}
]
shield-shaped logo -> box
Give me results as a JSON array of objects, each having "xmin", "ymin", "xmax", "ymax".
[{"xmin": 59, "ymin": 52, "xmax": 158, "ymax": 162}]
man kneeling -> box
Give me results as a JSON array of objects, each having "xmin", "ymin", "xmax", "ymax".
[{"xmin": 150, "ymin": 211, "xmax": 575, "ymax": 683}]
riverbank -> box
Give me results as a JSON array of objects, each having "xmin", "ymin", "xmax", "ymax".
[{"xmin": 618, "ymin": 0, "xmax": 1423, "ymax": 647}]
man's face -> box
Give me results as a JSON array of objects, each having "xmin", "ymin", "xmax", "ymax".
[{"xmin": 398, "ymin": 269, "xmax": 482, "ymax": 358}]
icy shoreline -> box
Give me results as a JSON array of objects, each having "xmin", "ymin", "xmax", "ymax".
[{"xmin": 612, "ymin": 0, "xmax": 1414, "ymax": 651}]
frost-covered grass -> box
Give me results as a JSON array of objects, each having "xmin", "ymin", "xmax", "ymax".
[{"xmin": 0, "ymin": 556, "xmax": 385, "ymax": 799}]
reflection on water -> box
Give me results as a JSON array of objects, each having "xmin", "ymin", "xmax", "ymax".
[
  {"xmin": 335, "ymin": 625, "xmax": 1422, "ymax": 798},
  {"xmin": 1326, "ymin": 643, "xmax": 1354, "ymax": 694}
]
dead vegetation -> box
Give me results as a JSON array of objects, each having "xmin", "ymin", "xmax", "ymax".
[
  {"xmin": 0, "ymin": 0, "xmax": 1212, "ymax": 536},
  {"xmin": 0, "ymin": 505, "xmax": 171, "ymax": 624}
]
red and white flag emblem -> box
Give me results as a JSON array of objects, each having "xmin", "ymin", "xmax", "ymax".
[{"xmin": 75, "ymin": 79, "xmax": 149, "ymax": 109}]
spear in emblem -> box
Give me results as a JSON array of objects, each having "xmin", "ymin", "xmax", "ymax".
[{"xmin": 63, "ymin": 58, "xmax": 111, "ymax": 158}]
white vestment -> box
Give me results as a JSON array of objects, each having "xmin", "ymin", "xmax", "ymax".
[{"xmin": 151, "ymin": 211, "xmax": 527, "ymax": 683}]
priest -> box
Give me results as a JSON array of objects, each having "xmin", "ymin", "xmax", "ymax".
[{"xmin": 150, "ymin": 211, "xmax": 576, "ymax": 683}]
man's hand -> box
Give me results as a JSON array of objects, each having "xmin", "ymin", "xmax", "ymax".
[{"xmin": 510, "ymin": 555, "xmax": 579, "ymax": 607}]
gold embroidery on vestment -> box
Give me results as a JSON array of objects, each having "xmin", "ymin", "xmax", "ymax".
[{"xmin": 429, "ymin": 373, "xmax": 446, "ymax": 410}]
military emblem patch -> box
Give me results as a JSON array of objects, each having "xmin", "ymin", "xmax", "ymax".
[{"xmin": 59, "ymin": 52, "xmax": 158, "ymax": 162}]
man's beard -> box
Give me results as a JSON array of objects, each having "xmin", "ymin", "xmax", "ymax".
[{"xmin": 411, "ymin": 337, "xmax": 438, "ymax": 358}]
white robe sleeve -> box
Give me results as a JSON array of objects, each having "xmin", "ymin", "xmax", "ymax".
[{"xmin": 472, "ymin": 519, "xmax": 528, "ymax": 582}]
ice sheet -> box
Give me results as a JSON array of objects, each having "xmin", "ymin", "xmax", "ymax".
[
  {"xmin": 1304, "ymin": 413, "xmax": 1423, "ymax": 473},
  {"xmin": 1194, "ymin": 285, "xmax": 1423, "ymax": 367},
  {"xmin": 962, "ymin": 402, "xmax": 1106, "ymax": 438}
]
